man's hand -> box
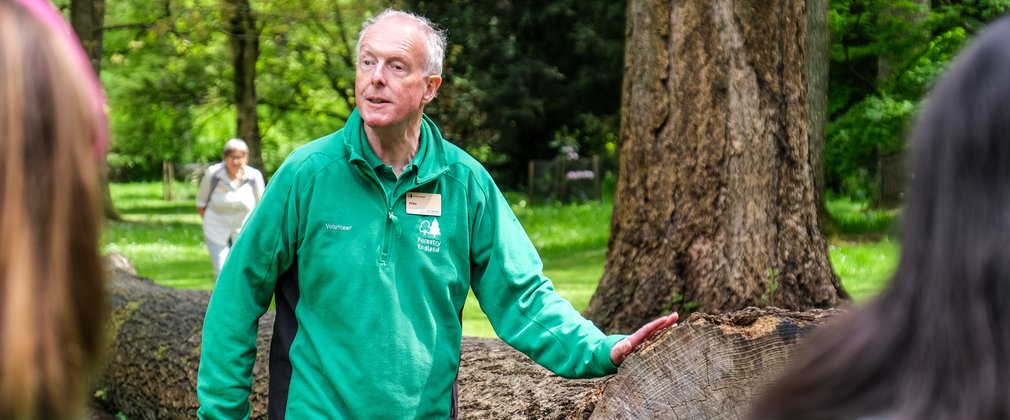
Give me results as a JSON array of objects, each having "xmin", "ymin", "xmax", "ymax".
[{"xmin": 610, "ymin": 313, "xmax": 679, "ymax": 366}]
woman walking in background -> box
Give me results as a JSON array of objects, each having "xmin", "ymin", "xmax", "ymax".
[
  {"xmin": 0, "ymin": 0, "xmax": 110, "ymax": 417},
  {"xmin": 196, "ymin": 138, "xmax": 264, "ymax": 277}
]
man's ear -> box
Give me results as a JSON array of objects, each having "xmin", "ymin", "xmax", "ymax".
[{"xmin": 422, "ymin": 75, "xmax": 443, "ymax": 104}]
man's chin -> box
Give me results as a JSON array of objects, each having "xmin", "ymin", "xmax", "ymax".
[
  {"xmin": 361, "ymin": 115, "xmax": 392, "ymax": 128},
  {"xmin": 360, "ymin": 110, "xmax": 405, "ymax": 128}
]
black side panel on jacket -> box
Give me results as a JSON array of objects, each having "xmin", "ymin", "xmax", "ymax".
[{"xmin": 268, "ymin": 258, "xmax": 300, "ymax": 419}]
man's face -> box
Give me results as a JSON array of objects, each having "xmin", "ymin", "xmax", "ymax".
[{"xmin": 355, "ymin": 18, "xmax": 441, "ymax": 131}]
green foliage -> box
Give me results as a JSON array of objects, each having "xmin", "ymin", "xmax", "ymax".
[
  {"xmin": 826, "ymin": 195, "xmax": 900, "ymax": 236},
  {"xmin": 825, "ymin": 0, "xmax": 1008, "ymax": 198},
  {"xmin": 398, "ymin": 0, "xmax": 625, "ymax": 187},
  {"xmin": 665, "ymin": 293, "xmax": 699, "ymax": 316},
  {"xmin": 100, "ymin": 0, "xmax": 378, "ymax": 180},
  {"xmin": 99, "ymin": 0, "xmax": 627, "ymax": 183},
  {"xmin": 826, "ymin": 95, "xmax": 917, "ymax": 200}
]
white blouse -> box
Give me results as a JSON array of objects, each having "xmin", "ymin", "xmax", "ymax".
[{"xmin": 196, "ymin": 162, "xmax": 265, "ymax": 245}]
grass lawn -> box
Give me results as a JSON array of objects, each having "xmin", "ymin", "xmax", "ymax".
[
  {"xmin": 103, "ymin": 182, "xmax": 899, "ymax": 338},
  {"xmin": 103, "ymin": 182, "xmax": 214, "ymax": 290}
]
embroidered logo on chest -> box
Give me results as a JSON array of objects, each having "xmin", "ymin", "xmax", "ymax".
[{"xmin": 417, "ymin": 218, "xmax": 442, "ymax": 253}]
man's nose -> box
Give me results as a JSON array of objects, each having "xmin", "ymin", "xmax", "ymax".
[{"xmin": 370, "ymin": 65, "xmax": 386, "ymax": 86}]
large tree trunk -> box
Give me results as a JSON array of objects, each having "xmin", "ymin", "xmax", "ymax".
[
  {"xmin": 95, "ymin": 257, "xmax": 838, "ymax": 419},
  {"xmin": 585, "ymin": 0, "xmax": 847, "ymax": 333},
  {"xmin": 223, "ymin": 0, "xmax": 263, "ymax": 170},
  {"xmin": 70, "ymin": 0, "xmax": 121, "ymax": 221}
]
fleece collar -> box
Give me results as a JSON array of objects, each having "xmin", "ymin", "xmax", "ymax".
[{"xmin": 343, "ymin": 108, "xmax": 449, "ymax": 185}]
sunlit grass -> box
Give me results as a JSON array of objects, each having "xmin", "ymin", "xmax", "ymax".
[
  {"xmin": 824, "ymin": 196, "xmax": 901, "ymax": 302},
  {"xmin": 103, "ymin": 182, "xmax": 216, "ymax": 290},
  {"xmin": 105, "ymin": 182, "xmax": 899, "ymax": 338},
  {"xmin": 462, "ymin": 200, "xmax": 611, "ymax": 337},
  {"xmin": 829, "ymin": 238, "xmax": 900, "ymax": 302}
]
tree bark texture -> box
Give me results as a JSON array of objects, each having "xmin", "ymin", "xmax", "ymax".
[
  {"xmin": 457, "ymin": 338, "xmax": 604, "ymax": 419},
  {"xmin": 585, "ymin": 0, "xmax": 847, "ymax": 333},
  {"xmin": 93, "ymin": 259, "xmax": 272, "ymax": 419},
  {"xmin": 69, "ymin": 0, "xmax": 120, "ymax": 221},
  {"xmin": 94, "ymin": 257, "xmax": 839, "ymax": 419},
  {"xmin": 69, "ymin": 0, "xmax": 105, "ymax": 74},
  {"xmin": 223, "ymin": 0, "xmax": 263, "ymax": 169}
]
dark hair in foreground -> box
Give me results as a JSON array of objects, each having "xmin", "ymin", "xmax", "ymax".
[
  {"xmin": 748, "ymin": 15, "xmax": 1010, "ymax": 420},
  {"xmin": 0, "ymin": 0, "xmax": 108, "ymax": 418}
]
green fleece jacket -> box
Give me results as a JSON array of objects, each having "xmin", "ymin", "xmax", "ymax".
[{"xmin": 196, "ymin": 109, "xmax": 624, "ymax": 419}]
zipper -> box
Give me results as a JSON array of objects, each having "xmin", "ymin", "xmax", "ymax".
[
  {"xmin": 359, "ymin": 162, "xmax": 449, "ymax": 267},
  {"xmin": 355, "ymin": 163, "xmax": 395, "ymax": 267}
]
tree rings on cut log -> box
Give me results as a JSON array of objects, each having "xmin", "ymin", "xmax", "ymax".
[{"xmin": 587, "ymin": 307, "xmax": 840, "ymax": 419}]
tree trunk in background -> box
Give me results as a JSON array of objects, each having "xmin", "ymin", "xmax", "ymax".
[
  {"xmin": 584, "ymin": 0, "xmax": 847, "ymax": 333},
  {"xmin": 874, "ymin": 0, "xmax": 929, "ymax": 209},
  {"xmin": 70, "ymin": 0, "xmax": 121, "ymax": 220},
  {"xmin": 807, "ymin": 0, "xmax": 834, "ymax": 233},
  {"xmin": 93, "ymin": 258, "xmax": 838, "ymax": 419},
  {"xmin": 223, "ymin": 0, "xmax": 263, "ymax": 170}
]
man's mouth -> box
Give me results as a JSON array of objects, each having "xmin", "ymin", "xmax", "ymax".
[{"xmin": 367, "ymin": 97, "xmax": 390, "ymax": 104}]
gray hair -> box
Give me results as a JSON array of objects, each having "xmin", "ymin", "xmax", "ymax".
[
  {"xmin": 356, "ymin": 9, "xmax": 447, "ymax": 77},
  {"xmin": 222, "ymin": 138, "xmax": 248, "ymax": 157}
]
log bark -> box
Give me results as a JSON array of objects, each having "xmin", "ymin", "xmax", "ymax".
[
  {"xmin": 93, "ymin": 259, "xmax": 272, "ymax": 419},
  {"xmin": 458, "ymin": 338, "xmax": 604, "ymax": 419},
  {"xmin": 95, "ymin": 258, "xmax": 838, "ymax": 418}
]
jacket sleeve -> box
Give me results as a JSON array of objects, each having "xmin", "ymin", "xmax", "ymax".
[
  {"xmin": 196, "ymin": 159, "xmax": 302, "ymax": 419},
  {"xmin": 469, "ymin": 177, "xmax": 625, "ymax": 379}
]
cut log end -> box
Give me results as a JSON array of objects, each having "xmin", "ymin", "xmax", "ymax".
[{"xmin": 588, "ymin": 307, "xmax": 841, "ymax": 419}]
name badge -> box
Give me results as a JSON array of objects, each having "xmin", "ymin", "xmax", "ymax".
[{"xmin": 406, "ymin": 192, "xmax": 442, "ymax": 216}]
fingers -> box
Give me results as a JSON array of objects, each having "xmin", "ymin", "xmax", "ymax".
[
  {"xmin": 611, "ymin": 313, "xmax": 679, "ymax": 366},
  {"xmin": 610, "ymin": 337, "xmax": 633, "ymax": 365},
  {"xmin": 629, "ymin": 312, "xmax": 679, "ymax": 344}
]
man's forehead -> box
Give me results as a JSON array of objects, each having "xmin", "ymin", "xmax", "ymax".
[{"xmin": 360, "ymin": 18, "xmax": 424, "ymax": 52}]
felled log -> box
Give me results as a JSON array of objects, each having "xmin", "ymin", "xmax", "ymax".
[
  {"xmin": 93, "ymin": 257, "xmax": 273, "ymax": 419},
  {"xmin": 94, "ymin": 256, "xmax": 839, "ymax": 418},
  {"xmin": 586, "ymin": 308, "xmax": 841, "ymax": 419},
  {"xmin": 457, "ymin": 338, "xmax": 603, "ymax": 419}
]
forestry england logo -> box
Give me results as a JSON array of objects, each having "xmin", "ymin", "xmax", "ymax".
[
  {"xmin": 417, "ymin": 219, "xmax": 442, "ymax": 253},
  {"xmin": 419, "ymin": 219, "xmax": 441, "ymax": 238}
]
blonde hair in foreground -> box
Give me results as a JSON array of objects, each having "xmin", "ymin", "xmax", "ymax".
[{"xmin": 0, "ymin": 1, "xmax": 107, "ymax": 418}]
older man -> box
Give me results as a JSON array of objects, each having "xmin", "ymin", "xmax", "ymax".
[{"xmin": 196, "ymin": 9, "xmax": 675, "ymax": 419}]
